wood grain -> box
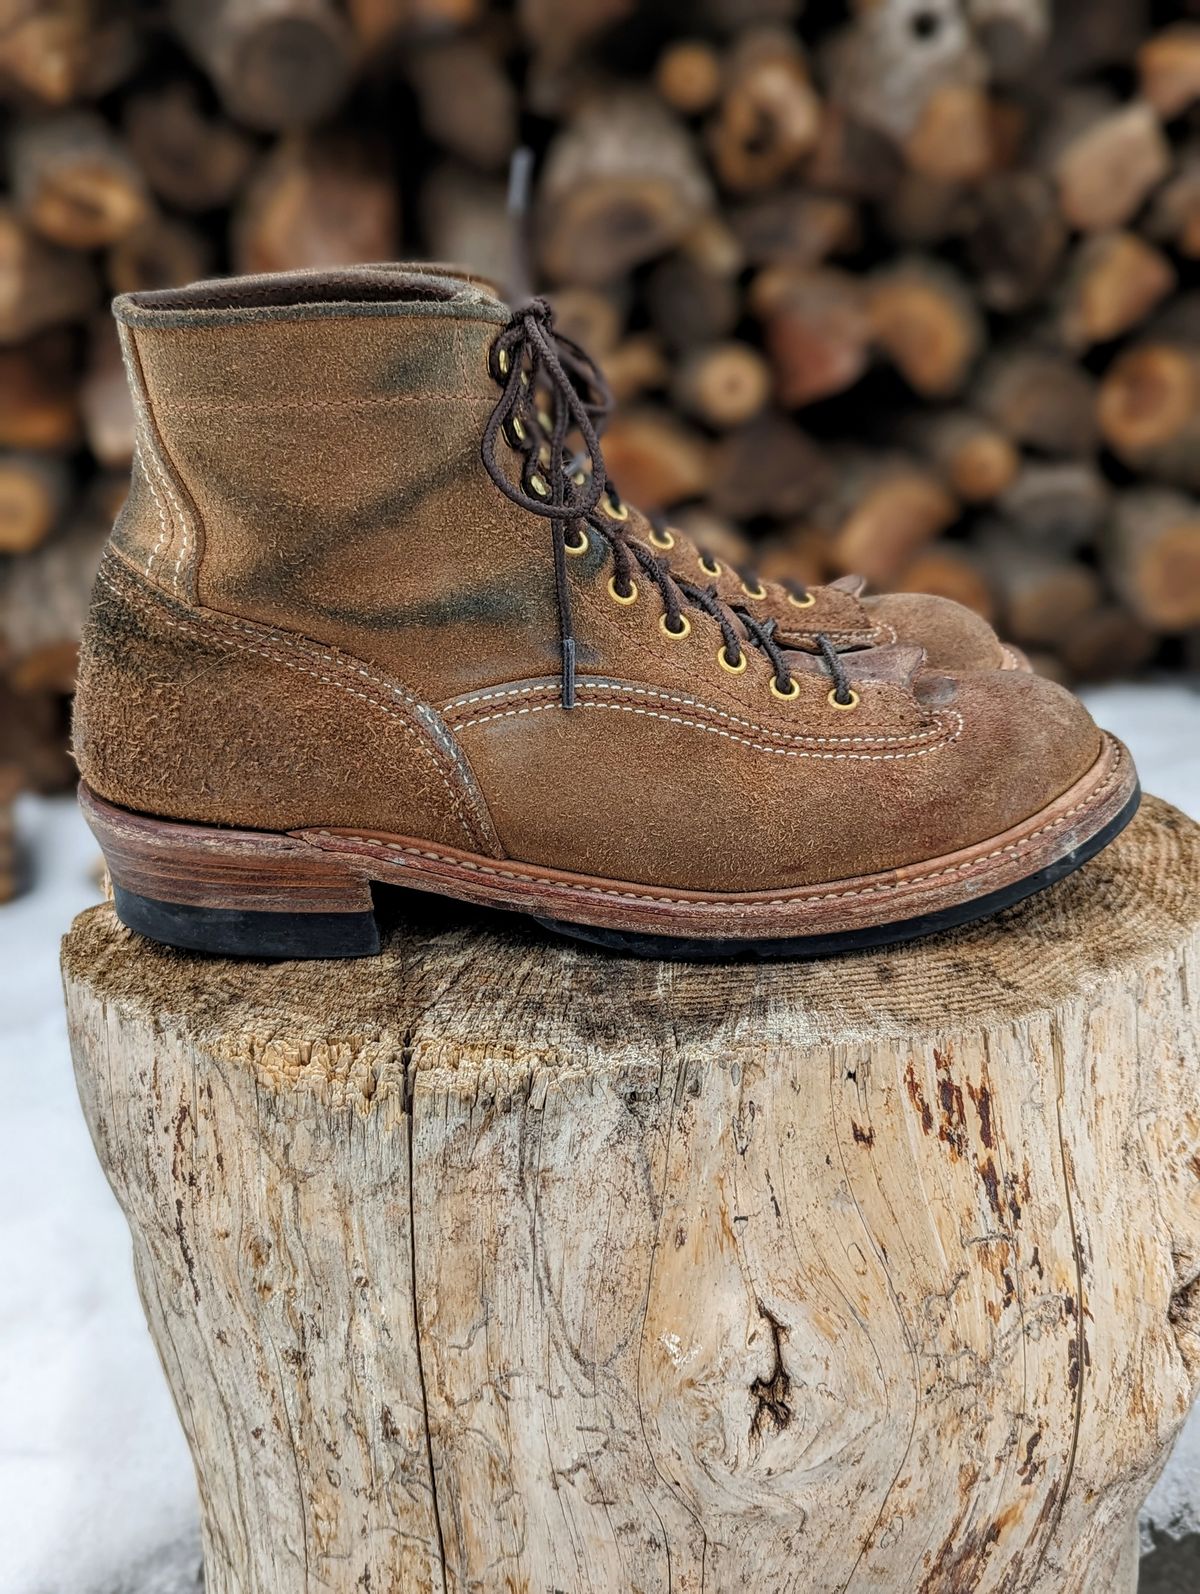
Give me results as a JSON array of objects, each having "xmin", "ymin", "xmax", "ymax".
[{"xmin": 63, "ymin": 795, "xmax": 1200, "ymax": 1593}]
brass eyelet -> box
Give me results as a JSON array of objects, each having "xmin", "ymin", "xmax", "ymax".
[
  {"xmin": 649, "ymin": 525, "xmax": 675, "ymax": 550},
  {"xmin": 787, "ymin": 589, "xmax": 816, "ymax": 609},
  {"xmin": 497, "ymin": 347, "xmax": 510, "ymax": 375},
  {"xmin": 538, "ymin": 442, "xmax": 552, "ymax": 466},
  {"xmin": 660, "ymin": 613, "xmax": 691, "ymax": 640},
  {"xmin": 603, "ymin": 496, "xmax": 630, "ymax": 523},
  {"xmin": 717, "ymin": 645, "xmax": 746, "ymax": 674},
  {"xmin": 828, "ymin": 687, "xmax": 860, "ymax": 711},
  {"xmin": 572, "ymin": 470, "xmax": 587, "ymax": 487},
  {"xmin": 770, "ymin": 677, "xmax": 801, "ymax": 701},
  {"xmin": 528, "ymin": 472, "xmax": 550, "ymax": 498},
  {"xmin": 564, "ymin": 530, "xmax": 589, "ymax": 557},
  {"xmin": 699, "ymin": 555, "xmax": 722, "ymax": 577},
  {"xmin": 538, "ymin": 409, "xmax": 554, "ymax": 431},
  {"xmin": 508, "ymin": 415, "xmax": 527, "ymax": 443},
  {"xmin": 608, "ymin": 575, "xmax": 638, "ymax": 605},
  {"xmin": 741, "ymin": 579, "xmax": 767, "ymax": 599}
]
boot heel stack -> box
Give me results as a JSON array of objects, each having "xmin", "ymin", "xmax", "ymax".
[{"xmin": 80, "ymin": 785, "xmax": 380, "ymax": 960}]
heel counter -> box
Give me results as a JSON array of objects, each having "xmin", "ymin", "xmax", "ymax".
[{"xmin": 74, "ymin": 551, "xmax": 499, "ymax": 854}]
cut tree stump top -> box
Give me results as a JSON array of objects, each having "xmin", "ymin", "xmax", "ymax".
[{"xmin": 62, "ymin": 794, "xmax": 1200, "ymax": 1594}]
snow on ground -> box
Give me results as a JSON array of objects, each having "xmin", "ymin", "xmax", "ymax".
[{"xmin": 0, "ymin": 682, "xmax": 1197, "ymax": 1592}]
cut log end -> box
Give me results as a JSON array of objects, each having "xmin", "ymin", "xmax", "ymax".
[{"xmin": 60, "ymin": 796, "xmax": 1200, "ymax": 1593}]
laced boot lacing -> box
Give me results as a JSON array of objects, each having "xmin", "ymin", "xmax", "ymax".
[{"xmin": 481, "ymin": 298, "xmax": 856, "ymax": 713}]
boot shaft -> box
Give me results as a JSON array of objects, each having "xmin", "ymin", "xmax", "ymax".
[{"xmin": 112, "ymin": 268, "xmax": 562, "ymax": 699}]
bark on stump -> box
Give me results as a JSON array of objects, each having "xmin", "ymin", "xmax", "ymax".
[{"xmin": 62, "ymin": 794, "xmax": 1200, "ymax": 1594}]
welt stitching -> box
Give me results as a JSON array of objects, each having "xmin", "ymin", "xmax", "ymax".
[
  {"xmin": 445, "ymin": 681, "xmax": 949, "ymax": 747},
  {"xmin": 452, "ymin": 698, "xmax": 963, "ymax": 762},
  {"xmin": 96, "ymin": 563, "xmax": 492, "ymax": 853},
  {"xmin": 311, "ymin": 748, "xmax": 1124, "ymax": 909}
]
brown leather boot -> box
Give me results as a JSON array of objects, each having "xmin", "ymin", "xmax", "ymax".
[{"xmin": 74, "ymin": 270, "xmax": 1138, "ymax": 959}]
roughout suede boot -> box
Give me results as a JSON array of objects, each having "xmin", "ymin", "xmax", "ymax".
[{"xmin": 74, "ymin": 270, "xmax": 1138, "ymax": 960}]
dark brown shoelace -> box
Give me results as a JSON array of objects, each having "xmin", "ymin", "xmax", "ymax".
[{"xmin": 481, "ymin": 298, "xmax": 853, "ymax": 710}]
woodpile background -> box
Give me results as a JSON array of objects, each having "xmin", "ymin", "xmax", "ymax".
[{"xmin": 3, "ymin": 0, "xmax": 1200, "ymax": 881}]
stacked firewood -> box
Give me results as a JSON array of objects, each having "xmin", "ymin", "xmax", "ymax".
[{"xmin": 2, "ymin": 0, "xmax": 1200, "ymax": 831}]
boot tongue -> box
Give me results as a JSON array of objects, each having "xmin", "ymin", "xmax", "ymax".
[
  {"xmin": 784, "ymin": 642, "xmax": 928, "ymax": 689},
  {"xmin": 828, "ymin": 573, "xmax": 867, "ymax": 596}
]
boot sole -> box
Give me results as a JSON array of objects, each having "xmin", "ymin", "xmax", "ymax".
[{"xmin": 81, "ymin": 733, "xmax": 1137, "ymax": 962}]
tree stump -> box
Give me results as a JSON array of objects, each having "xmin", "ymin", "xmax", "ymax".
[{"xmin": 62, "ymin": 795, "xmax": 1200, "ymax": 1594}]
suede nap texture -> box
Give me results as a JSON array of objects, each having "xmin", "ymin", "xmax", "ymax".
[
  {"xmin": 72, "ymin": 268, "xmax": 1108, "ymax": 895},
  {"xmin": 411, "ymin": 260, "xmax": 1023, "ymax": 674}
]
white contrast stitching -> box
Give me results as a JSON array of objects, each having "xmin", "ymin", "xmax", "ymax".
[
  {"xmin": 452, "ymin": 696, "xmax": 962, "ymax": 760},
  {"xmin": 136, "ymin": 435, "xmax": 173, "ymax": 582},
  {"xmin": 307, "ymin": 745, "xmax": 1125, "ymax": 910},
  {"xmin": 446, "ymin": 679, "xmax": 949, "ymax": 747},
  {"xmin": 121, "ymin": 331, "xmax": 193, "ymax": 597}
]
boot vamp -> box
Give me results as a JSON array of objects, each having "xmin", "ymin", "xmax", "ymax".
[{"xmin": 457, "ymin": 662, "xmax": 1106, "ymax": 893}]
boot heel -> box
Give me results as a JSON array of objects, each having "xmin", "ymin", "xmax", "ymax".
[{"xmin": 80, "ymin": 784, "xmax": 380, "ymax": 960}]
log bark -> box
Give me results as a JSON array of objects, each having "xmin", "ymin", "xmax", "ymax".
[
  {"xmin": 895, "ymin": 541, "xmax": 995, "ymax": 618},
  {"xmin": 825, "ymin": 455, "xmax": 959, "ymax": 588},
  {"xmin": 0, "ymin": 510, "xmax": 106, "ymax": 690},
  {"xmin": 1107, "ymin": 488, "xmax": 1200, "ymax": 632},
  {"xmin": 122, "ymin": 83, "xmax": 255, "ymax": 214},
  {"xmin": 598, "ymin": 405, "xmax": 713, "ymax": 509},
  {"xmin": 1056, "ymin": 605, "xmax": 1156, "ymax": 682},
  {"xmin": 0, "ymin": 207, "xmax": 97, "ymax": 344},
  {"xmin": 1138, "ymin": 23, "xmax": 1200, "ymax": 120},
  {"xmin": 977, "ymin": 533, "xmax": 1103, "ymax": 646},
  {"xmin": 232, "ymin": 136, "xmax": 399, "ymax": 276},
  {"xmin": 758, "ymin": 266, "xmax": 872, "ymax": 407},
  {"xmin": 0, "ymin": 335, "xmax": 80, "ymax": 451},
  {"xmin": 63, "ymin": 793, "xmax": 1200, "ymax": 1594},
  {"xmin": 0, "ymin": 680, "xmax": 73, "ymax": 794},
  {"xmin": 1146, "ymin": 150, "xmax": 1200, "ymax": 260},
  {"xmin": 709, "ymin": 411, "xmax": 831, "ymax": 520},
  {"xmin": 536, "ymin": 92, "xmax": 714, "ymax": 286},
  {"xmin": 707, "ymin": 28, "xmax": 821, "ymax": 193},
  {"xmin": 11, "ymin": 111, "xmax": 149, "ymax": 250},
  {"xmin": 1057, "ymin": 231, "xmax": 1175, "ymax": 351},
  {"xmin": 825, "ymin": 0, "xmax": 986, "ymax": 145},
  {"xmin": 1098, "ymin": 343, "xmax": 1200, "ymax": 491},
  {"xmin": 965, "ymin": 171, "xmax": 1067, "ymax": 314},
  {"xmin": 868, "ymin": 258, "xmax": 984, "ymax": 398},
  {"xmin": 975, "ymin": 347, "xmax": 1099, "ymax": 456},
  {"xmin": 996, "ymin": 461, "xmax": 1112, "ymax": 551},
  {"xmin": 655, "ymin": 39, "xmax": 723, "ymax": 116},
  {"xmin": 106, "ymin": 212, "xmax": 212, "ymax": 297},
  {"xmin": 170, "ymin": 0, "xmax": 356, "ymax": 132},
  {"xmin": 406, "ymin": 35, "xmax": 517, "ymax": 172},
  {"xmin": 0, "ymin": 0, "xmax": 138, "ymax": 106},
  {"xmin": 80, "ymin": 317, "xmax": 135, "ymax": 470},
  {"xmin": 672, "ymin": 341, "xmax": 773, "ymax": 430},
  {"xmin": 0, "ymin": 451, "xmax": 71, "ymax": 554},
  {"xmin": 901, "ymin": 409, "xmax": 1019, "ymax": 503},
  {"xmin": 1048, "ymin": 97, "xmax": 1171, "ymax": 235}
]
